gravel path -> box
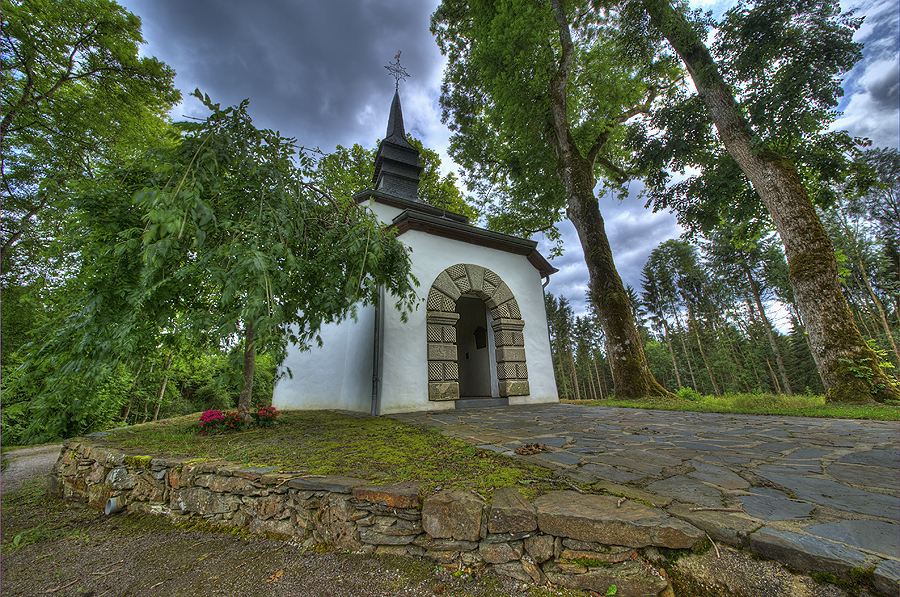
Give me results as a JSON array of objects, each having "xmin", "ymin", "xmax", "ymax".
[{"xmin": 1, "ymin": 443, "xmax": 62, "ymax": 495}]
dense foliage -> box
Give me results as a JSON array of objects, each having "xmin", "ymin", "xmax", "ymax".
[
  {"xmin": 633, "ymin": 0, "xmax": 895, "ymax": 401},
  {"xmin": 433, "ymin": 0, "xmax": 896, "ymax": 402},
  {"xmin": 4, "ymin": 91, "xmax": 418, "ymax": 444},
  {"xmin": 432, "ymin": 0, "xmax": 678, "ymax": 398},
  {"xmin": 1, "ymin": 0, "xmax": 180, "ymax": 269}
]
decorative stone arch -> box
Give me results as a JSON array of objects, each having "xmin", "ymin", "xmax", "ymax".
[{"xmin": 426, "ymin": 264, "xmax": 529, "ymax": 402}]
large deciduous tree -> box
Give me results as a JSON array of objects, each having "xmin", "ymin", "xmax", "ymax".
[
  {"xmin": 635, "ymin": 0, "xmax": 897, "ymax": 401},
  {"xmin": 1, "ymin": 0, "xmax": 180, "ymax": 266},
  {"xmin": 432, "ymin": 0, "xmax": 676, "ymax": 398}
]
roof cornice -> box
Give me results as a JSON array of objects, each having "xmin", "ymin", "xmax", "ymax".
[
  {"xmin": 355, "ymin": 189, "xmax": 469, "ymax": 224},
  {"xmin": 387, "ymin": 210, "xmax": 558, "ymax": 279}
]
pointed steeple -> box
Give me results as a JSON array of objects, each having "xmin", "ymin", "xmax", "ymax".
[
  {"xmin": 372, "ymin": 89, "xmax": 423, "ymax": 202},
  {"xmin": 384, "ymin": 89, "xmax": 415, "ymax": 149}
]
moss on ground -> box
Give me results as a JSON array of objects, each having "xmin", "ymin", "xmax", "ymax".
[{"xmin": 105, "ymin": 410, "xmax": 561, "ymax": 499}]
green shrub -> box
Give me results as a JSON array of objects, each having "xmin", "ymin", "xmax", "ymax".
[
  {"xmin": 0, "ymin": 402, "xmax": 30, "ymax": 446},
  {"xmin": 191, "ymin": 384, "xmax": 234, "ymax": 412},
  {"xmin": 676, "ymin": 387, "xmax": 703, "ymax": 402}
]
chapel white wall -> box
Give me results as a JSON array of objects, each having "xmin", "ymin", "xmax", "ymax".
[
  {"xmin": 377, "ymin": 227, "xmax": 559, "ymax": 414},
  {"xmin": 272, "ymin": 306, "xmax": 375, "ymax": 412},
  {"xmin": 273, "ymin": 198, "xmax": 559, "ymax": 414}
]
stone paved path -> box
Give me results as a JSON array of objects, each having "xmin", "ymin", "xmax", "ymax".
[{"xmin": 392, "ymin": 404, "xmax": 900, "ymax": 595}]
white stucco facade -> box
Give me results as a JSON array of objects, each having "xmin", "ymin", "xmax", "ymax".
[
  {"xmin": 273, "ymin": 87, "xmax": 557, "ymax": 414},
  {"xmin": 275, "ymin": 305, "xmax": 376, "ymax": 412},
  {"xmin": 272, "ymin": 193, "xmax": 559, "ymax": 415}
]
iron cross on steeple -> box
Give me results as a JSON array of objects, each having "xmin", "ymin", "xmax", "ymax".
[{"xmin": 385, "ymin": 51, "xmax": 409, "ymax": 90}]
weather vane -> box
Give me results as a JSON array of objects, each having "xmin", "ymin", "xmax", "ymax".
[{"xmin": 385, "ymin": 51, "xmax": 409, "ymax": 89}]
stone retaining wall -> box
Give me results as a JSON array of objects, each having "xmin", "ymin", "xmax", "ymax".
[{"xmin": 48, "ymin": 438, "xmax": 713, "ymax": 597}]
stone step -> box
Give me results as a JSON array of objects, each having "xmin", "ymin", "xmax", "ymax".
[{"xmin": 455, "ymin": 397, "xmax": 509, "ymax": 409}]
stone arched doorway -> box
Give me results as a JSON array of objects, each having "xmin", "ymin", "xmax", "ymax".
[{"xmin": 426, "ymin": 264, "xmax": 529, "ymax": 402}]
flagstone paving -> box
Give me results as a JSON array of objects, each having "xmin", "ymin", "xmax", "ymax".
[{"xmin": 391, "ymin": 403, "xmax": 900, "ymax": 595}]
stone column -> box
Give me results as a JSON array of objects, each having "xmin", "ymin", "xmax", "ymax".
[
  {"xmin": 427, "ymin": 311, "xmax": 460, "ymax": 401},
  {"xmin": 492, "ymin": 318, "xmax": 529, "ymax": 396}
]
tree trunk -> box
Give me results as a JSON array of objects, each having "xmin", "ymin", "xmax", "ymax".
[
  {"xmin": 592, "ymin": 352, "xmax": 605, "ymax": 399},
  {"xmin": 716, "ymin": 323, "xmax": 745, "ymax": 392},
  {"xmin": 586, "ymin": 356, "xmax": 598, "ymax": 400},
  {"xmin": 766, "ymin": 358, "xmax": 783, "ymax": 395},
  {"xmin": 748, "ymin": 348, "xmax": 763, "ymax": 389},
  {"xmin": 238, "ymin": 320, "xmax": 256, "ymax": 414},
  {"xmin": 557, "ymin": 361, "xmax": 570, "ymax": 399},
  {"xmin": 673, "ymin": 310, "xmax": 699, "ymax": 390},
  {"xmin": 837, "ymin": 208, "xmax": 900, "ymax": 366},
  {"xmin": 854, "ymin": 259, "xmax": 900, "ymax": 367},
  {"xmin": 152, "ymin": 351, "xmax": 174, "ymax": 422},
  {"xmin": 642, "ymin": 0, "xmax": 897, "ymax": 402},
  {"xmin": 791, "ymin": 305, "xmax": 828, "ymax": 389},
  {"xmin": 743, "ymin": 263, "xmax": 794, "ymax": 394},
  {"xmin": 547, "ymin": 0, "xmax": 669, "ymax": 399},
  {"xmin": 688, "ymin": 306, "xmax": 720, "ymax": 396},
  {"xmin": 568, "ymin": 346, "xmax": 581, "ymax": 400},
  {"xmin": 662, "ymin": 318, "xmax": 682, "ymax": 389},
  {"xmin": 121, "ymin": 357, "xmax": 145, "ymax": 423}
]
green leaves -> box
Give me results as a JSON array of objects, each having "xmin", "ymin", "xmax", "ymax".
[
  {"xmin": 11, "ymin": 94, "xmax": 418, "ymax": 442},
  {"xmin": 432, "ymin": 0, "xmax": 675, "ymax": 245},
  {"xmin": 636, "ymin": 0, "xmax": 865, "ymax": 234},
  {"xmin": 314, "ymin": 138, "xmax": 478, "ymax": 221},
  {"xmin": 1, "ymin": 0, "xmax": 179, "ymax": 269}
]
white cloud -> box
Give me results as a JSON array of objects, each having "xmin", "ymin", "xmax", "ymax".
[{"xmin": 833, "ymin": 54, "xmax": 900, "ymax": 148}]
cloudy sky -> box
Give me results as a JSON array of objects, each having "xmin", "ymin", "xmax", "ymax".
[{"xmin": 121, "ymin": 0, "xmax": 899, "ymax": 319}]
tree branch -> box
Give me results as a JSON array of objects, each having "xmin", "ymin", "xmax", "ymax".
[
  {"xmin": 548, "ymin": 0, "xmax": 577, "ymax": 161},
  {"xmin": 1, "ymin": 197, "xmax": 48, "ymax": 261},
  {"xmin": 2, "ymin": 23, "xmax": 101, "ymax": 140},
  {"xmin": 595, "ymin": 156, "xmax": 629, "ymax": 184},
  {"xmin": 586, "ymin": 86, "xmax": 659, "ymax": 168}
]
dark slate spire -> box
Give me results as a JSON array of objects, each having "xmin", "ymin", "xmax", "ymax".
[
  {"xmin": 372, "ymin": 89, "xmax": 423, "ymax": 201},
  {"xmin": 384, "ymin": 90, "xmax": 415, "ymax": 149}
]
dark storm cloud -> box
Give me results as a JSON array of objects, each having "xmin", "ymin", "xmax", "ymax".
[
  {"xmin": 834, "ymin": 0, "xmax": 900, "ymax": 148},
  {"xmin": 865, "ymin": 60, "xmax": 900, "ymax": 109},
  {"xmin": 124, "ymin": 0, "xmax": 442, "ymax": 151}
]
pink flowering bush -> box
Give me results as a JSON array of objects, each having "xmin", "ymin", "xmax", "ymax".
[
  {"xmin": 251, "ymin": 406, "xmax": 280, "ymax": 428},
  {"xmin": 198, "ymin": 409, "xmax": 224, "ymax": 433},
  {"xmin": 199, "ymin": 406, "xmax": 279, "ymax": 434}
]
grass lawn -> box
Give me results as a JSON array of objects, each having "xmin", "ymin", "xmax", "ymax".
[
  {"xmin": 568, "ymin": 391, "xmax": 900, "ymax": 421},
  {"xmin": 105, "ymin": 410, "xmax": 564, "ymax": 500}
]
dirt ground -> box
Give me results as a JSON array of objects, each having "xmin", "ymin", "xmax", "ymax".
[{"xmin": 0, "ymin": 447, "xmax": 575, "ymax": 597}]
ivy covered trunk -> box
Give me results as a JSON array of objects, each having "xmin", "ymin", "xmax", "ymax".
[
  {"xmin": 565, "ymin": 176, "xmax": 669, "ymax": 398},
  {"xmin": 642, "ymin": 0, "xmax": 897, "ymax": 402},
  {"xmin": 548, "ymin": 0, "xmax": 668, "ymax": 399}
]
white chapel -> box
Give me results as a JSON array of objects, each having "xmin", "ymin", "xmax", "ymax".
[{"xmin": 272, "ymin": 87, "xmax": 559, "ymax": 415}]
